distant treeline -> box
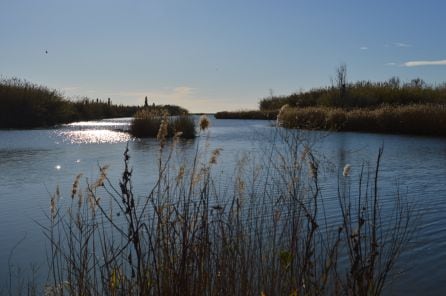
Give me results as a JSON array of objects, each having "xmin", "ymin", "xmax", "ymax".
[
  {"xmin": 0, "ymin": 78, "xmax": 188, "ymax": 128},
  {"xmin": 260, "ymin": 77, "xmax": 446, "ymax": 110}
]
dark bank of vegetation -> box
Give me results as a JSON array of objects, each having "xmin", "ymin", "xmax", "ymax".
[
  {"xmin": 26, "ymin": 120, "xmax": 413, "ymax": 296},
  {"xmin": 215, "ymin": 110, "xmax": 277, "ymax": 120},
  {"xmin": 260, "ymin": 78, "xmax": 446, "ymax": 110},
  {"xmin": 0, "ymin": 78, "xmax": 188, "ymax": 129},
  {"xmin": 217, "ymin": 65, "xmax": 446, "ymax": 136},
  {"xmin": 265, "ymin": 68, "xmax": 446, "ymax": 136}
]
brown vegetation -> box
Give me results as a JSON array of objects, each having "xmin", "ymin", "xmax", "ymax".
[
  {"xmin": 41, "ymin": 120, "xmax": 413, "ymax": 295},
  {"xmin": 130, "ymin": 109, "xmax": 196, "ymax": 139},
  {"xmin": 278, "ymin": 104, "xmax": 446, "ymax": 136}
]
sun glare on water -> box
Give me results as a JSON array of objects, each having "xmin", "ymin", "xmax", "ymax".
[{"xmin": 60, "ymin": 129, "xmax": 132, "ymax": 144}]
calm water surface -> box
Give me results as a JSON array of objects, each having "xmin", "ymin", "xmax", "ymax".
[{"xmin": 0, "ymin": 117, "xmax": 445, "ymax": 294}]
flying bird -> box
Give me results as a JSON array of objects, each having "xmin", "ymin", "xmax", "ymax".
[{"xmin": 45, "ymin": 50, "xmax": 48, "ymax": 54}]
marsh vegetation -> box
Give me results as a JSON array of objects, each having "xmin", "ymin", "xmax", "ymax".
[
  {"xmin": 217, "ymin": 71, "xmax": 446, "ymax": 136},
  {"xmin": 0, "ymin": 78, "xmax": 187, "ymax": 129},
  {"xmin": 39, "ymin": 117, "xmax": 413, "ymax": 295},
  {"xmin": 129, "ymin": 109, "xmax": 196, "ymax": 139}
]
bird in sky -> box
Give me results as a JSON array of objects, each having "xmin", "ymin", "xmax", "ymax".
[{"xmin": 45, "ymin": 50, "xmax": 48, "ymax": 54}]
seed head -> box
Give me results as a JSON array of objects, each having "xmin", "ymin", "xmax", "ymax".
[
  {"xmin": 157, "ymin": 111, "xmax": 169, "ymax": 148},
  {"xmin": 276, "ymin": 104, "xmax": 289, "ymax": 126},
  {"xmin": 71, "ymin": 173, "xmax": 83, "ymax": 199},
  {"xmin": 209, "ymin": 148, "xmax": 222, "ymax": 164},
  {"xmin": 199, "ymin": 115, "xmax": 210, "ymax": 131},
  {"xmin": 343, "ymin": 164, "xmax": 351, "ymax": 177}
]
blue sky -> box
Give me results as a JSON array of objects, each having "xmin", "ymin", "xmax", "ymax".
[{"xmin": 1, "ymin": 0, "xmax": 446, "ymax": 112}]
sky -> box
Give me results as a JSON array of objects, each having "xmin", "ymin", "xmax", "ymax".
[{"xmin": 1, "ymin": 0, "xmax": 446, "ymax": 113}]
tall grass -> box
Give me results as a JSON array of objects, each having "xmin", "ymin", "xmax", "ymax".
[
  {"xmin": 0, "ymin": 78, "xmax": 73, "ymax": 128},
  {"xmin": 217, "ymin": 78, "xmax": 446, "ymax": 136},
  {"xmin": 259, "ymin": 78, "xmax": 446, "ymax": 110},
  {"xmin": 0, "ymin": 77, "xmax": 188, "ymax": 128},
  {"xmin": 43, "ymin": 117, "xmax": 413, "ymax": 295}
]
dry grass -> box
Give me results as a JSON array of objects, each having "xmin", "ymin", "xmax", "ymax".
[
  {"xmin": 40, "ymin": 118, "xmax": 414, "ymax": 295},
  {"xmin": 278, "ymin": 104, "xmax": 446, "ymax": 136},
  {"xmin": 130, "ymin": 109, "xmax": 196, "ymax": 139}
]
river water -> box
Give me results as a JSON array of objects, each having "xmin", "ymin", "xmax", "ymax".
[{"xmin": 0, "ymin": 117, "xmax": 445, "ymax": 294}]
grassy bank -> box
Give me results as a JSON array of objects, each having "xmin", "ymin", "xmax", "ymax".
[
  {"xmin": 277, "ymin": 104, "xmax": 446, "ymax": 136},
  {"xmin": 0, "ymin": 78, "xmax": 188, "ymax": 128},
  {"xmin": 33, "ymin": 119, "xmax": 413, "ymax": 295}
]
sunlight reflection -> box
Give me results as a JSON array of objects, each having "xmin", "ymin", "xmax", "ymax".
[
  {"xmin": 67, "ymin": 121, "xmax": 130, "ymax": 127},
  {"xmin": 60, "ymin": 129, "xmax": 131, "ymax": 144}
]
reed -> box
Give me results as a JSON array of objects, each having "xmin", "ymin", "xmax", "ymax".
[
  {"xmin": 278, "ymin": 104, "xmax": 446, "ymax": 136},
  {"xmin": 129, "ymin": 109, "xmax": 196, "ymax": 138},
  {"xmin": 0, "ymin": 77, "xmax": 188, "ymax": 128},
  {"xmin": 42, "ymin": 117, "xmax": 414, "ymax": 295},
  {"xmin": 259, "ymin": 78, "xmax": 446, "ymax": 111}
]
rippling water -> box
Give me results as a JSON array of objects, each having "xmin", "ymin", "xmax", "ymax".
[{"xmin": 0, "ymin": 117, "xmax": 445, "ymax": 294}]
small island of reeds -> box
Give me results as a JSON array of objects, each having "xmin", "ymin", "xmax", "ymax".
[{"xmin": 129, "ymin": 109, "xmax": 197, "ymax": 139}]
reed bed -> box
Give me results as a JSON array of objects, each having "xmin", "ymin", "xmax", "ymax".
[
  {"xmin": 39, "ymin": 116, "xmax": 414, "ymax": 295},
  {"xmin": 129, "ymin": 109, "xmax": 196, "ymax": 139},
  {"xmin": 0, "ymin": 77, "xmax": 189, "ymax": 129},
  {"xmin": 278, "ymin": 104, "xmax": 446, "ymax": 136},
  {"xmin": 259, "ymin": 79, "xmax": 446, "ymax": 110}
]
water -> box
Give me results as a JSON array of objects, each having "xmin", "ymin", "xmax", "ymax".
[{"xmin": 0, "ymin": 117, "xmax": 445, "ymax": 294}]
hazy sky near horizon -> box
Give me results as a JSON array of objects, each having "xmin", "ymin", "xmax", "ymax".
[{"xmin": 1, "ymin": 0, "xmax": 446, "ymax": 112}]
